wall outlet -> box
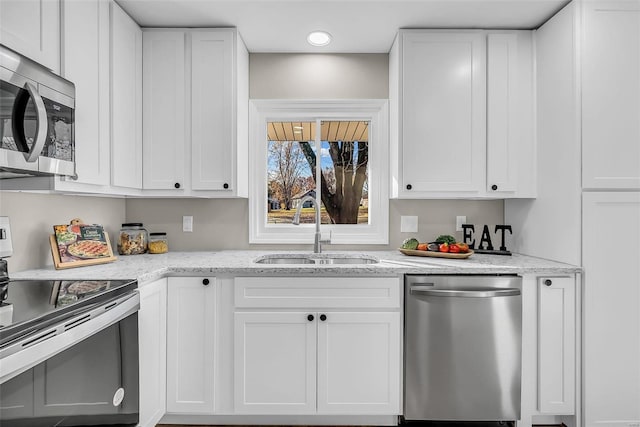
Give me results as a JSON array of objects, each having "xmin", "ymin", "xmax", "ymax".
[
  {"xmin": 401, "ymin": 216, "xmax": 419, "ymax": 233},
  {"xmin": 182, "ymin": 215, "xmax": 193, "ymax": 232},
  {"xmin": 456, "ymin": 215, "xmax": 467, "ymax": 232}
]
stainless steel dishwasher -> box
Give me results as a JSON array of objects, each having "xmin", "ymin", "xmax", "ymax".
[{"xmin": 404, "ymin": 275, "xmax": 522, "ymax": 422}]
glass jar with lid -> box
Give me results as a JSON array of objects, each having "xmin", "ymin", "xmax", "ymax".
[
  {"xmin": 118, "ymin": 223, "xmax": 148, "ymax": 255},
  {"xmin": 148, "ymin": 232, "xmax": 168, "ymax": 254}
]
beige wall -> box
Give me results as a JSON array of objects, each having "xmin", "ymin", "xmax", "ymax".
[
  {"xmin": 0, "ymin": 53, "xmax": 504, "ymax": 273},
  {"xmin": 126, "ymin": 198, "xmax": 504, "ymax": 252},
  {"xmin": 0, "ymin": 192, "xmax": 126, "ymax": 273},
  {"xmin": 250, "ymin": 53, "xmax": 389, "ymax": 99}
]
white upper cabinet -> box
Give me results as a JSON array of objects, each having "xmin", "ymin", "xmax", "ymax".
[
  {"xmin": 0, "ymin": 0, "xmax": 60, "ymax": 73},
  {"xmin": 142, "ymin": 31, "xmax": 186, "ymax": 190},
  {"xmin": 110, "ymin": 2, "xmax": 142, "ymax": 189},
  {"xmin": 59, "ymin": 0, "xmax": 111, "ymax": 189},
  {"xmin": 142, "ymin": 28, "xmax": 249, "ymax": 197},
  {"xmin": 486, "ymin": 32, "xmax": 535, "ymax": 197},
  {"xmin": 191, "ymin": 31, "xmax": 234, "ymax": 191},
  {"xmin": 582, "ymin": 1, "xmax": 640, "ymax": 189},
  {"xmin": 191, "ymin": 29, "xmax": 248, "ymax": 195},
  {"xmin": 390, "ymin": 29, "xmax": 535, "ymax": 199},
  {"xmin": 391, "ymin": 31, "xmax": 486, "ymax": 197}
]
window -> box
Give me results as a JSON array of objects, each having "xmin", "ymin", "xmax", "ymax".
[{"xmin": 249, "ymin": 100, "xmax": 389, "ymax": 244}]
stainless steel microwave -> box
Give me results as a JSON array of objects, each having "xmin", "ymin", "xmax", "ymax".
[{"xmin": 0, "ymin": 44, "xmax": 75, "ymax": 179}]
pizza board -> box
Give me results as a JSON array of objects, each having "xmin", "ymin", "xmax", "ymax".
[{"xmin": 50, "ymin": 223, "xmax": 117, "ymax": 270}]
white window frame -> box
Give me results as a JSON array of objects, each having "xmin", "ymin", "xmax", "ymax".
[{"xmin": 249, "ymin": 99, "xmax": 389, "ymax": 245}]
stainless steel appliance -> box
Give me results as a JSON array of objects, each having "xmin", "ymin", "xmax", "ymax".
[
  {"xmin": 0, "ymin": 221, "xmax": 140, "ymax": 426},
  {"xmin": 0, "ymin": 44, "xmax": 75, "ymax": 179},
  {"xmin": 404, "ymin": 274, "xmax": 522, "ymax": 422}
]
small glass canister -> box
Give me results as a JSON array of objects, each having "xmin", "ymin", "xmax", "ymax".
[
  {"xmin": 148, "ymin": 232, "xmax": 168, "ymax": 254},
  {"xmin": 118, "ymin": 223, "xmax": 148, "ymax": 255}
]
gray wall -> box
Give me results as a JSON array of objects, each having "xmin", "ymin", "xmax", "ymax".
[
  {"xmin": 0, "ymin": 192, "xmax": 126, "ymax": 273},
  {"xmin": 0, "ymin": 53, "xmax": 504, "ymax": 273},
  {"xmin": 250, "ymin": 53, "xmax": 390, "ymax": 99},
  {"xmin": 126, "ymin": 198, "xmax": 503, "ymax": 252}
]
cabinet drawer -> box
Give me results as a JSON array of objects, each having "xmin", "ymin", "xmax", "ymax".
[{"xmin": 234, "ymin": 277, "xmax": 401, "ymax": 309}]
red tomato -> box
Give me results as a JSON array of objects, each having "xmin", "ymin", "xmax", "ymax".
[
  {"xmin": 449, "ymin": 244, "xmax": 461, "ymax": 253},
  {"xmin": 439, "ymin": 243, "xmax": 449, "ymax": 253}
]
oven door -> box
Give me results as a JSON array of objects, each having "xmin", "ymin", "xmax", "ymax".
[{"xmin": 0, "ymin": 294, "xmax": 139, "ymax": 427}]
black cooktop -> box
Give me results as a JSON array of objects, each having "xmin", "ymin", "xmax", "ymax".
[{"xmin": 0, "ymin": 278, "xmax": 136, "ymax": 347}]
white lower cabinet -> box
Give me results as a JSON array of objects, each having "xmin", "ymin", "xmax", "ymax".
[
  {"xmin": 232, "ymin": 276, "xmax": 401, "ymax": 416},
  {"xmin": 138, "ymin": 278, "xmax": 167, "ymax": 427},
  {"xmin": 583, "ymin": 192, "xmax": 640, "ymax": 427},
  {"xmin": 166, "ymin": 277, "xmax": 216, "ymax": 414},
  {"xmin": 234, "ymin": 312, "xmax": 317, "ymax": 414},
  {"xmin": 537, "ymin": 276, "xmax": 575, "ymax": 414},
  {"xmin": 317, "ymin": 312, "xmax": 400, "ymax": 414}
]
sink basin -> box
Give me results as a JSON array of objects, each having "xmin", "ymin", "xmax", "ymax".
[
  {"xmin": 255, "ymin": 257, "xmax": 315, "ymax": 264},
  {"xmin": 254, "ymin": 254, "xmax": 379, "ymax": 265}
]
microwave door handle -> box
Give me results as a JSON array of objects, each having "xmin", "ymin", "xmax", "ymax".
[{"xmin": 22, "ymin": 82, "xmax": 48, "ymax": 162}]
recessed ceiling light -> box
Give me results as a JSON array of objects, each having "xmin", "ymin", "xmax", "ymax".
[{"xmin": 307, "ymin": 31, "xmax": 332, "ymax": 47}]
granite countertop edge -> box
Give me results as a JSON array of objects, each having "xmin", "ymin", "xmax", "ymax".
[{"xmin": 9, "ymin": 250, "xmax": 582, "ymax": 284}]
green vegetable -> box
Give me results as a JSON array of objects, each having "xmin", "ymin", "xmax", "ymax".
[
  {"xmin": 401, "ymin": 237, "xmax": 420, "ymax": 250},
  {"xmin": 435, "ymin": 234, "xmax": 456, "ymax": 245}
]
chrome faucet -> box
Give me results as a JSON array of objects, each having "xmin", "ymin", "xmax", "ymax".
[{"xmin": 292, "ymin": 195, "xmax": 331, "ymax": 253}]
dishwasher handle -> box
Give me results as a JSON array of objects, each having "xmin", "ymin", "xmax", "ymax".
[{"xmin": 410, "ymin": 287, "xmax": 520, "ymax": 298}]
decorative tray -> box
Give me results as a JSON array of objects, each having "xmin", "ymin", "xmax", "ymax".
[{"xmin": 398, "ymin": 248, "xmax": 474, "ymax": 259}]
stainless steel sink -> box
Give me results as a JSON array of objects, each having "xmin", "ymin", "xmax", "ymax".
[
  {"xmin": 254, "ymin": 254, "xmax": 379, "ymax": 265},
  {"xmin": 255, "ymin": 257, "xmax": 315, "ymax": 264}
]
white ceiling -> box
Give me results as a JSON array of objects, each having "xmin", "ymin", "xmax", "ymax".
[{"xmin": 116, "ymin": 0, "xmax": 571, "ymax": 53}]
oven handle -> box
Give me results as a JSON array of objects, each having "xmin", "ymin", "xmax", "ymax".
[{"xmin": 0, "ymin": 291, "xmax": 140, "ymax": 384}]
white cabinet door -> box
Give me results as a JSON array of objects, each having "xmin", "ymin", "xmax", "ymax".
[
  {"xmin": 317, "ymin": 312, "xmax": 400, "ymax": 415},
  {"xmin": 142, "ymin": 31, "xmax": 186, "ymax": 190},
  {"xmin": 396, "ymin": 31, "xmax": 486, "ymax": 197},
  {"xmin": 0, "ymin": 0, "xmax": 60, "ymax": 72},
  {"xmin": 537, "ymin": 276, "xmax": 575, "ymax": 414},
  {"xmin": 59, "ymin": 0, "xmax": 110, "ymax": 188},
  {"xmin": 191, "ymin": 30, "xmax": 235, "ymax": 192},
  {"xmin": 487, "ymin": 32, "xmax": 536, "ymax": 196},
  {"xmin": 582, "ymin": 2, "xmax": 640, "ymax": 189},
  {"xmin": 138, "ymin": 278, "xmax": 167, "ymax": 427},
  {"xmin": 234, "ymin": 312, "xmax": 317, "ymax": 414},
  {"xmin": 583, "ymin": 192, "xmax": 640, "ymax": 427},
  {"xmin": 110, "ymin": 2, "xmax": 142, "ymax": 189},
  {"xmin": 166, "ymin": 277, "xmax": 216, "ymax": 414}
]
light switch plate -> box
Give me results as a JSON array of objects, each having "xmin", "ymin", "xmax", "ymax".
[
  {"xmin": 401, "ymin": 216, "xmax": 418, "ymax": 233},
  {"xmin": 0, "ymin": 217, "xmax": 13, "ymax": 258},
  {"xmin": 182, "ymin": 216, "xmax": 193, "ymax": 232}
]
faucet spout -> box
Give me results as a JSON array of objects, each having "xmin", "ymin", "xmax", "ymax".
[{"xmin": 292, "ymin": 195, "xmax": 329, "ymax": 253}]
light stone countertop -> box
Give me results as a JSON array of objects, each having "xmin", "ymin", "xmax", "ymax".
[{"xmin": 10, "ymin": 250, "xmax": 581, "ymax": 285}]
